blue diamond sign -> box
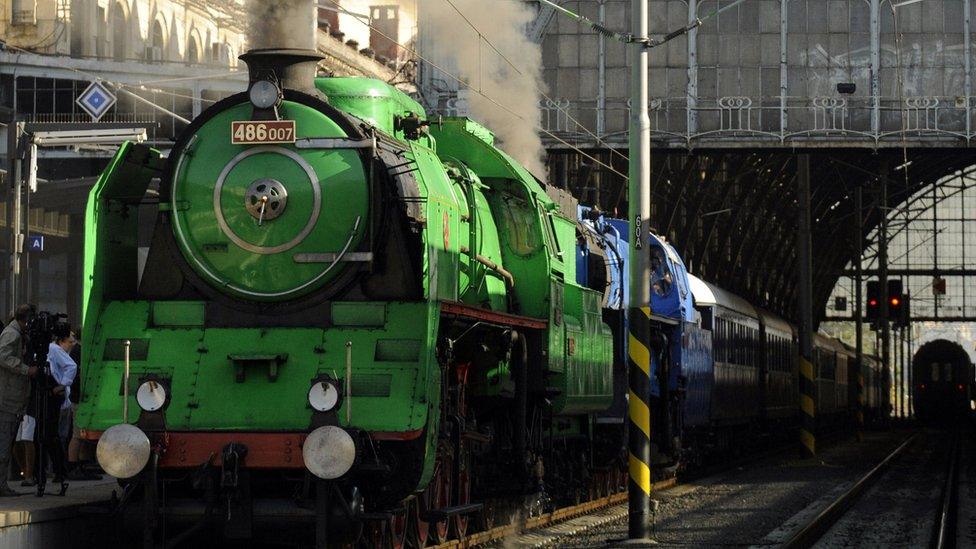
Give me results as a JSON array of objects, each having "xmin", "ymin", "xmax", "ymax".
[{"xmin": 76, "ymin": 81, "xmax": 117, "ymax": 121}]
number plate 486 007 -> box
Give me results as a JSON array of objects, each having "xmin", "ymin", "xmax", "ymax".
[{"xmin": 231, "ymin": 120, "xmax": 296, "ymax": 145}]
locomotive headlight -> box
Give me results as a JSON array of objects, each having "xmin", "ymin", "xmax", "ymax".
[
  {"xmin": 249, "ymin": 80, "xmax": 281, "ymax": 110},
  {"xmin": 136, "ymin": 380, "xmax": 168, "ymax": 412},
  {"xmin": 303, "ymin": 426, "xmax": 356, "ymax": 480},
  {"xmin": 308, "ymin": 379, "xmax": 341, "ymax": 412},
  {"xmin": 96, "ymin": 424, "xmax": 151, "ymax": 479}
]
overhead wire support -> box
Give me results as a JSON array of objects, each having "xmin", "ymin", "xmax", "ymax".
[{"xmin": 535, "ymin": 0, "xmax": 748, "ymax": 49}]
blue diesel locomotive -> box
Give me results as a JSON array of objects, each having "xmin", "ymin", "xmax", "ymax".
[{"xmin": 576, "ymin": 209, "xmax": 885, "ymax": 466}]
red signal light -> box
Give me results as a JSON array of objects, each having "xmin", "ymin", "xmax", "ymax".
[
  {"xmin": 958, "ymin": 384, "xmax": 965, "ymax": 391},
  {"xmin": 919, "ymin": 384, "xmax": 926, "ymax": 390},
  {"xmin": 869, "ymin": 299, "xmax": 878, "ymax": 306}
]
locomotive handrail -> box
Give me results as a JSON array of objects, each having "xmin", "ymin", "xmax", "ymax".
[
  {"xmin": 293, "ymin": 252, "xmax": 374, "ymax": 263},
  {"xmin": 295, "ymin": 137, "xmax": 376, "ymax": 150}
]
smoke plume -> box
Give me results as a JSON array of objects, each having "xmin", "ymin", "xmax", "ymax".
[
  {"xmin": 247, "ymin": 0, "xmax": 318, "ymax": 50},
  {"xmin": 420, "ymin": 0, "xmax": 547, "ymax": 177}
]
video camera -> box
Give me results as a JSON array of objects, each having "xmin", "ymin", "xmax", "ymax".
[{"xmin": 24, "ymin": 310, "xmax": 70, "ymax": 370}]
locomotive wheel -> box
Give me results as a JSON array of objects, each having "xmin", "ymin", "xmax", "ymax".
[
  {"xmin": 364, "ymin": 521, "xmax": 387, "ymax": 549},
  {"xmin": 451, "ymin": 447, "xmax": 471, "ymax": 539},
  {"xmin": 390, "ymin": 507, "xmax": 408, "ymax": 549},
  {"xmin": 408, "ymin": 498, "xmax": 429, "ymax": 549},
  {"xmin": 428, "ymin": 462, "xmax": 451, "ymax": 544},
  {"xmin": 479, "ymin": 498, "xmax": 496, "ymax": 531}
]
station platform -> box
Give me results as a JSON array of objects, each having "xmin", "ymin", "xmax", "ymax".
[{"xmin": 0, "ymin": 478, "xmax": 116, "ymax": 548}]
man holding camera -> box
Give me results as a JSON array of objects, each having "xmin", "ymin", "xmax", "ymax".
[{"xmin": 0, "ymin": 305, "xmax": 39, "ymax": 496}]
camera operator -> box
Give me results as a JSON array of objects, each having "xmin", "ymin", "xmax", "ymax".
[
  {"xmin": 42, "ymin": 327, "xmax": 76, "ymax": 484},
  {"xmin": 0, "ymin": 305, "xmax": 39, "ymax": 496}
]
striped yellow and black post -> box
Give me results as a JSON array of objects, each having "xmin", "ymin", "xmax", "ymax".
[
  {"xmin": 796, "ymin": 154, "xmax": 816, "ymax": 458},
  {"xmin": 798, "ymin": 355, "xmax": 816, "ymax": 456},
  {"xmin": 628, "ymin": 306, "xmax": 653, "ymax": 538}
]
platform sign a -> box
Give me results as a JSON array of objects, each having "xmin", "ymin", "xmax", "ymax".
[
  {"xmin": 77, "ymin": 82, "xmax": 117, "ymax": 121},
  {"xmin": 27, "ymin": 235, "xmax": 44, "ymax": 252}
]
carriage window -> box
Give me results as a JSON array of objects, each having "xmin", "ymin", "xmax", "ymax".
[
  {"xmin": 931, "ymin": 363, "xmax": 940, "ymax": 381},
  {"xmin": 944, "ymin": 364, "xmax": 953, "ymax": 382},
  {"xmin": 717, "ymin": 319, "xmax": 726, "ymax": 363}
]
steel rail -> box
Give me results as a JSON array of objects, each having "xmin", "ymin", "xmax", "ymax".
[
  {"xmin": 428, "ymin": 477, "xmax": 676, "ymax": 549},
  {"xmin": 933, "ymin": 431, "xmax": 961, "ymax": 549},
  {"xmin": 780, "ymin": 434, "xmax": 918, "ymax": 549}
]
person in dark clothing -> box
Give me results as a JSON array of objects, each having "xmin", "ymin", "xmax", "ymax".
[
  {"xmin": 38, "ymin": 329, "xmax": 75, "ymax": 484},
  {"xmin": 0, "ymin": 305, "xmax": 39, "ymax": 496},
  {"xmin": 64, "ymin": 330, "xmax": 98, "ymax": 479}
]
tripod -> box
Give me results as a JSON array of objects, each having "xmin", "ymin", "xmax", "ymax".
[{"xmin": 32, "ymin": 366, "xmax": 68, "ymax": 497}]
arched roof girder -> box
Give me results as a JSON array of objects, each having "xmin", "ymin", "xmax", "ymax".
[{"xmin": 630, "ymin": 149, "xmax": 976, "ymax": 325}]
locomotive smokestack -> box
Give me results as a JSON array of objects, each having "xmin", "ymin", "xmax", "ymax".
[{"xmin": 242, "ymin": 0, "xmax": 323, "ymax": 96}]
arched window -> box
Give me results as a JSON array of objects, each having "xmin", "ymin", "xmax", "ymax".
[
  {"xmin": 70, "ymin": 0, "xmax": 88, "ymax": 56},
  {"xmin": 112, "ymin": 2, "xmax": 127, "ymax": 61},
  {"xmin": 187, "ymin": 38, "xmax": 199, "ymax": 65},
  {"xmin": 152, "ymin": 20, "xmax": 164, "ymax": 49},
  {"xmin": 149, "ymin": 19, "xmax": 165, "ymax": 61}
]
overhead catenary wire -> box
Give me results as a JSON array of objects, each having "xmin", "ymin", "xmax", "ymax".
[
  {"xmin": 321, "ymin": 0, "xmax": 631, "ymax": 183},
  {"xmin": 441, "ymin": 0, "xmax": 629, "ymax": 167}
]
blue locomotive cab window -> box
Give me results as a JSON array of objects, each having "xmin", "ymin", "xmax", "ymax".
[{"xmin": 650, "ymin": 247, "xmax": 673, "ymax": 297}]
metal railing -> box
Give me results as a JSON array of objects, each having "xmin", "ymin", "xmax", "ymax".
[{"xmin": 535, "ymin": 95, "xmax": 976, "ymax": 147}]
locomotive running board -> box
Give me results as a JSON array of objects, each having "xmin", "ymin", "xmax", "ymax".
[{"xmin": 440, "ymin": 301, "xmax": 548, "ymax": 330}]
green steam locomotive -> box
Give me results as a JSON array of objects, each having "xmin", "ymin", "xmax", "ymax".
[{"xmin": 78, "ymin": 48, "xmax": 620, "ymax": 547}]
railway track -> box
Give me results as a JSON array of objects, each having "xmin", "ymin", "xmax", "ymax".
[
  {"xmin": 780, "ymin": 429, "xmax": 962, "ymax": 549},
  {"xmin": 933, "ymin": 431, "xmax": 962, "ymax": 549},
  {"xmin": 427, "ymin": 478, "xmax": 676, "ymax": 549}
]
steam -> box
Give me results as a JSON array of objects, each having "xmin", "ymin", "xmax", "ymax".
[
  {"xmin": 247, "ymin": 0, "xmax": 317, "ymax": 51},
  {"xmin": 420, "ymin": 0, "xmax": 547, "ymax": 177}
]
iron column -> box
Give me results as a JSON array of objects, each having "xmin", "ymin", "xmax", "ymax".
[
  {"xmin": 879, "ymin": 160, "xmax": 891, "ymax": 419},
  {"xmin": 7, "ymin": 121, "xmax": 24, "ymax": 309},
  {"xmin": 907, "ymin": 317, "xmax": 914, "ymax": 417},
  {"xmin": 627, "ymin": 0, "xmax": 653, "ymax": 540},
  {"xmin": 870, "ymin": 0, "xmax": 880, "ymax": 135},
  {"xmin": 797, "ymin": 154, "xmax": 816, "ymax": 457},
  {"xmin": 686, "ymin": 0, "xmax": 698, "ymax": 134},
  {"xmin": 597, "ymin": 0, "xmax": 607, "ymax": 137},
  {"xmin": 855, "ymin": 185, "xmax": 864, "ymax": 438}
]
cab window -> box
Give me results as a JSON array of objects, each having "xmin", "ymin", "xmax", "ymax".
[{"xmin": 650, "ymin": 247, "xmax": 673, "ymax": 297}]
